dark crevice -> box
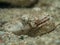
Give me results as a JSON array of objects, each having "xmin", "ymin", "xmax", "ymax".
[
  {"xmin": 0, "ymin": 2, "xmax": 12, "ymax": 8},
  {"xmin": 0, "ymin": 0, "xmax": 38, "ymax": 8}
]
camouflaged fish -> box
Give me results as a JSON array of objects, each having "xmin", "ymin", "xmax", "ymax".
[{"xmin": 3, "ymin": 14, "xmax": 56, "ymax": 37}]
